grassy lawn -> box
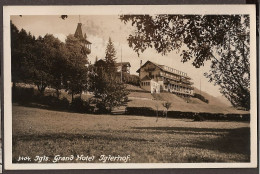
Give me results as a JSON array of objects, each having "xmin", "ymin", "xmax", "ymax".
[{"xmin": 12, "ymin": 104, "xmax": 250, "ymax": 163}]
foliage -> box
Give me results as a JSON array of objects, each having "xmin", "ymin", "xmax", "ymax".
[
  {"xmin": 11, "ymin": 22, "xmax": 36, "ymax": 86},
  {"xmin": 64, "ymin": 35, "xmax": 89, "ymax": 101},
  {"xmin": 117, "ymin": 73, "xmax": 140, "ymax": 86},
  {"xmin": 194, "ymin": 114, "xmax": 205, "ymax": 122},
  {"xmin": 104, "ymin": 37, "xmax": 117, "ymax": 73},
  {"xmin": 89, "ymin": 68, "xmax": 129, "ymax": 113},
  {"xmin": 11, "ymin": 22, "xmax": 89, "ymax": 99},
  {"xmin": 44, "ymin": 35, "xmax": 68, "ymax": 97},
  {"xmin": 70, "ymin": 96, "xmax": 90, "ymax": 113},
  {"xmin": 125, "ymin": 107, "xmax": 155, "ymax": 116},
  {"xmin": 162, "ymin": 101, "xmax": 172, "ymax": 119},
  {"xmin": 193, "ymin": 93, "xmax": 209, "ymax": 103},
  {"xmin": 120, "ymin": 15, "xmax": 250, "ymax": 110},
  {"xmin": 20, "ymin": 35, "xmax": 55, "ymax": 94},
  {"xmin": 204, "ymin": 16, "xmax": 250, "ymax": 110},
  {"xmin": 162, "ymin": 102, "xmax": 172, "ymax": 110},
  {"xmin": 12, "ymin": 85, "xmax": 70, "ymax": 110},
  {"xmin": 36, "ymin": 95, "xmax": 70, "ymax": 110},
  {"xmin": 12, "ymin": 86, "xmax": 35, "ymax": 104}
]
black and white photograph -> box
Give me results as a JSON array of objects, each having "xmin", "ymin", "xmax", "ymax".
[{"xmin": 2, "ymin": 5, "xmax": 257, "ymax": 170}]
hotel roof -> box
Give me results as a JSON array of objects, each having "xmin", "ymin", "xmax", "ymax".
[{"xmin": 136, "ymin": 60, "xmax": 191, "ymax": 79}]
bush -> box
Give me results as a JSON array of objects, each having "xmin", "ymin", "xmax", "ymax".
[
  {"xmin": 193, "ymin": 93, "xmax": 209, "ymax": 103},
  {"xmin": 94, "ymin": 102, "xmax": 111, "ymax": 114},
  {"xmin": 115, "ymin": 73, "xmax": 140, "ymax": 86},
  {"xmin": 194, "ymin": 114, "xmax": 205, "ymax": 121},
  {"xmin": 70, "ymin": 97, "xmax": 89, "ymax": 113},
  {"xmin": 34, "ymin": 95, "xmax": 70, "ymax": 110},
  {"xmin": 12, "ymin": 86, "xmax": 35, "ymax": 103},
  {"xmin": 126, "ymin": 107, "xmax": 155, "ymax": 116},
  {"xmin": 125, "ymin": 107, "xmax": 249, "ymax": 121}
]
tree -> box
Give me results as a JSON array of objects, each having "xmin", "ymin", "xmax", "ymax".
[
  {"xmin": 104, "ymin": 37, "xmax": 117, "ymax": 73},
  {"xmin": 11, "ymin": 23, "xmax": 89, "ymax": 99},
  {"xmin": 155, "ymin": 102, "xmax": 159, "ymax": 122},
  {"xmin": 11, "ymin": 22, "xmax": 55, "ymax": 95},
  {"xmin": 120, "ymin": 15, "xmax": 250, "ymax": 110},
  {"xmin": 64, "ymin": 34, "xmax": 88, "ymax": 101},
  {"xmin": 44, "ymin": 34, "xmax": 68, "ymax": 98},
  {"xmin": 204, "ymin": 24, "xmax": 250, "ymax": 109},
  {"xmin": 11, "ymin": 21, "xmax": 36, "ymax": 89},
  {"xmin": 162, "ymin": 101, "xmax": 172, "ymax": 119},
  {"xmin": 89, "ymin": 66, "xmax": 129, "ymax": 113},
  {"xmin": 22, "ymin": 35, "xmax": 55, "ymax": 95}
]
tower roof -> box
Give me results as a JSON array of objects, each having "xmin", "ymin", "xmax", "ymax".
[
  {"xmin": 74, "ymin": 23, "xmax": 83, "ymax": 39},
  {"xmin": 74, "ymin": 23, "xmax": 92, "ymax": 44}
]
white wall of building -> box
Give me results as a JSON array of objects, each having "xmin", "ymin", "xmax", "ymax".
[{"xmin": 140, "ymin": 80, "xmax": 152, "ymax": 92}]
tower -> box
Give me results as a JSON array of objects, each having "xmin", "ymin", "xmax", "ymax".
[{"xmin": 74, "ymin": 21, "xmax": 92, "ymax": 55}]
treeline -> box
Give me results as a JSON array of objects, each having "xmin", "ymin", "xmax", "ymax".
[{"xmin": 11, "ymin": 22, "xmax": 128, "ymax": 113}]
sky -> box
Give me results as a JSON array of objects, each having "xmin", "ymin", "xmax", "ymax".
[{"xmin": 10, "ymin": 15, "xmax": 223, "ymax": 97}]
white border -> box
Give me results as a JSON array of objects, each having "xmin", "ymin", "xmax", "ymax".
[{"xmin": 3, "ymin": 5, "xmax": 257, "ymax": 170}]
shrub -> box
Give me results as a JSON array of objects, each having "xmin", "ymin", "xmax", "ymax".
[
  {"xmin": 193, "ymin": 93, "xmax": 209, "ymax": 103},
  {"xmin": 54, "ymin": 97, "xmax": 70, "ymax": 110},
  {"xmin": 95, "ymin": 102, "xmax": 111, "ymax": 114},
  {"xmin": 125, "ymin": 107, "xmax": 155, "ymax": 116},
  {"xmin": 12, "ymin": 86, "xmax": 35, "ymax": 104},
  {"xmin": 70, "ymin": 97, "xmax": 89, "ymax": 113},
  {"xmin": 194, "ymin": 114, "xmax": 205, "ymax": 121},
  {"xmin": 125, "ymin": 107, "xmax": 249, "ymax": 122},
  {"xmin": 34, "ymin": 95, "xmax": 70, "ymax": 110}
]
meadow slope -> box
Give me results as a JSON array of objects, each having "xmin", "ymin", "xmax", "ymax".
[{"xmin": 12, "ymin": 105, "xmax": 250, "ymax": 163}]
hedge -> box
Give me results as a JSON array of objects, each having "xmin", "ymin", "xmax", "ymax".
[{"xmin": 125, "ymin": 107, "xmax": 250, "ymax": 121}]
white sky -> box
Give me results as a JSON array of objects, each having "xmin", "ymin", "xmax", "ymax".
[{"xmin": 11, "ymin": 15, "xmax": 222, "ymax": 97}]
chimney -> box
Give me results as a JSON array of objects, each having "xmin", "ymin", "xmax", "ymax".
[{"xmin": 140, "ymin": 60, "xmax": 142, "ymax": 67}]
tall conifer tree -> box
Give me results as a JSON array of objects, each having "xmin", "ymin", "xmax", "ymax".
[{"xmin": 104, "ymin": 37, "xmax": 117, "ymax": 73}]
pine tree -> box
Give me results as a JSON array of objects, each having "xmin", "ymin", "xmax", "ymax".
[
  {"xmin": 104, "ymin": 37, "xmax": 117, "ymax": 73},
  {"xmin": 95, "ymin": 56, "xmax": 98, "ymax": 64}
]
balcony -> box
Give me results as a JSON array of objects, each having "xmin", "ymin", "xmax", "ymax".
[
  {"xmin": 181, "ymin": 80, "xmax": 194, "ymax": 85},
  {"xmin": 160, "ymin": 72, "xmax": 180, "ymax": 82},
  {"xmin": 163, "ymin": 80, "xmax": 193, "ymax": 89},
  {"xmin": 85, "ymin": 47, "xmax": 91, "ymax": 54},
  {"xmin": 166, "ymin": 87, "xmax": 193, "ymax": 95},
  {"xmin": 81, "ymin": 46, "xmax": 91, "ymax": 55}
]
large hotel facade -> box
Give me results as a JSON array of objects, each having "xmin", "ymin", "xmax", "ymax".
[{"xmin": 137, "ymin": 61, "xmax": 194, "ymax": 97}]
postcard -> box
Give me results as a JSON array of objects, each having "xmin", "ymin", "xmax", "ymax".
[{"xmin": 2, "ymin": 5, "xmax": 257, "ymax": 170}]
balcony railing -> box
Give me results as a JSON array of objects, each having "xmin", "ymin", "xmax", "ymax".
[
  {"xmin": 163, "ymin": 80, "xmax": 193, "ymax": 89},
  {"xmin": 181, "ymin": 80, "xmax": 194, "ymax": 85},
  {"xmin": 85, "ymin": 47, "xmax": 91, "ymax": 54},
  {"xmin": 166, "ymin": 87, "xmax": 193, "ymax": 95},
  {"xmin": 160, "ymin": 72, "xmax": 180, "ymax": 81}
]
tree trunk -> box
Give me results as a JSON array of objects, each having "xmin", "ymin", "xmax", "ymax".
[
  {"xmin": 156, "ymin": 107, "xmax": 158, "ymax": 122},
  {"xmin": 56, "ymin": 89, "xmax": 60, "ymax": 98},
  {"xmin": 71, "ymin": 92, "xmax": 74, "ymax": 102}
]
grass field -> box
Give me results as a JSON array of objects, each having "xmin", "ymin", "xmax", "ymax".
[{"xmin": 12, "ymin": 104, "xmax": 250, "ymax": 163}]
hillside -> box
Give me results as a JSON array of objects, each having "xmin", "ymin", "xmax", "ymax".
[
  {"xmin": 193, "ymin": 87, "xmax": 229, "ymax": 107},
  {"xmin": 126, "ymin": 85, "xmax": 249, "ymax": 114},
  {"xmin": 216, "ymin": 95, "xmax": 232, "ymax": 107}
]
